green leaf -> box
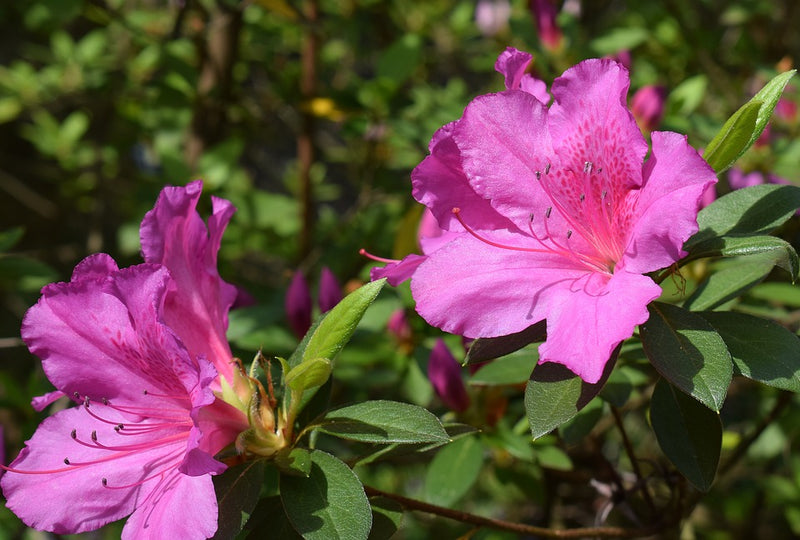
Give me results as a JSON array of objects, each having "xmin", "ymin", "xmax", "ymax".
[
  {"xmin": 559, "ymin": 397, "xmax": 604, "ymax": 446},
  {"xmin": 748, "ymin": 282, "xmax": 800, "ymax": 308},
  {"xmin": 745, "ymin": 70, "xmax": 797, "ymax": 150},
  {"xmin": 703, "ymin": 99, "xmax": 761, "ymax": 174},
  {"xmin": 650, "ymin": 379, "xmax": 722, "ymax": 492},
  {"xmin": 281, "ymin": 450, "xmax": 372, "ymax": 540},
  {"xmin": 212, "ymin": 460, "xmax": 266, "ymax": 540},
  {"xmin": 314, "ymin": 400, "xmax": 449, "ymax": 444},
  {"xmin": 0, "ymin": 227, "xmax": 23, "ymax": 252},
  {"xmin": 469, "ymin": 351, "xmax": 538, "ymax": 386},
  {"xmin": 684, "ymin": 255, "xmax": 781, "ymax": 311},
  {"xmin": 275, "ymin": 447, "xmax": 313, "ymax": 477},
  {"xmin": 465, "ymin": 321, "xmax": 546, "ymax": 366},
  {"xmin": 285, "ymin": 358, "xmax": 332, "ymax": 391},
  {"xmin": 245, "ymin": 496, "xmax": 303, "ymax": 539},
  {"xmin": 302, "ymin": 279, "xmax": 386, "ymax": 366},
  {"xmin": 367, "ymin": 497, "xmax": 404, "ymax": 540},
  {"xmin": 685, "ymin": 184, "xmax": 800, "ymax": 252},
  {"xmin": 423, "ymin": 436, "xmax": 484, "ymax": 507},
  {"xmin": 698, "ymin": 312, "xmax": 800, "ymax": 393},
  {"xmin": 640, "ymin": 302, "xmax": 732, "ymax": 411},
  {"xmin": 525, "ymin": 351, "xmax": 617, "ymax": 440},
  {"xmin": 685, "ymin": 235, "xmax": 798, "ymax": 280}
]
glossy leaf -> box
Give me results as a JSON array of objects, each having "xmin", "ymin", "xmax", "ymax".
[
  {"xmin": 650, "ymin": 379, "xmax": 721, "ymax": 492},
  {"xmin": 314, "ymin": 400, "xmax": 450, "ymax": 444},
  {"xmin": 368, "ymin": 497, "xmax": 404, "ymax": 540},
  {"xmin": 275, "ymin": 447, "xmax": 313, "ymax": 477},
  {"xmin": 525, "ymin": 351, "xmax": 617, "ymax": 440},
  {"xmin": 469, "ymin": 351, "xmax": 538, "ymax": 385},
  {"xmin": 281, "ymin": 450, "xmax": 372, "ymax": 540},
  {"xmin": 285, "ymin": 357, "xmax": 332, "ymax": 391},
  {"xmin": 212, "ymin": 460, "xmax": 266, "ymax": 540},
  {"xmin": 699, "ymin": 311, "xmax": 800, "ymax": 393},
  {"xmin": 685, "ymin": 184, "xmax": 800, "ymax": 252},
  {"xmin": 703, "ymin": 99, "xmax": 761, "ymax": 174},
  {"xmin": 465, "ymin": 321, "xmax": 546, "ymax": 365},
  {"xmin": 423, "ymin": 436, "xmax": 484, "ymax": 507},
  {"xmin": 684, "ymin": 255, "xmax": 780, "ymax": 311},
  {"xmin": 640, "ymin": 302, "xmax": 732, "ymax": 411}
]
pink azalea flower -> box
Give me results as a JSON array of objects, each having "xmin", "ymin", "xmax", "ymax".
[
  {"xmin": 318, "ymin": 267, "xmax": 343, "ymax": 313},
  {"xmin": 373, "ymin": 48, "xmax": 716, "ymax": 383},
  {"xmin": 428, "ymin": 339, "xmax": 470, "ymax": 412},
  {"xmin": 631, "ymin": 85, "xmax": 667, "ymax": 133},
  {"xmin": 2, "ymin": 182, "xmax": 248, "ymax": 539},
  {"xmin": 529, "ymin": 0, "xmax": 563, "ymax": 51}
]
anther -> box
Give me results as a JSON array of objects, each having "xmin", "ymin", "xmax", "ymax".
[
  {"xmin": 579, "ymin": 194, "xmax": 585, "ymax": 202},
  {"xmin": 91, "ymin": 431, "xmax": 98, "ymax": 442},
  {"xmin": 83, "ymin": 397, "xmax": 91, "ymax": 408},
  {"xmin": 584, "ymin": 161, "xmax": 593, "ymax": 174},
  {"xmin": 102, "ymin": 398, "xmax": 109, "ymax": 405},
  {"xmin": 545, "ymin": 207, "xmax": 552, "ymax": 219},
  {"xmin": 63, "ymin": 458, "xmax": 70, "ymax": 465},
  {"xmin": 529, "ymin": 213, "xmax": 534, "ymax": 222},
  {"xmin": 70, "ymin": 429, "xmax": 77, "ymax": 439},
  {"xmin": 115, "ymin": 424, "xmax": 124, "ymax": 432},
  {"xmin": 143, "ymin": 390, "xmax": 149, "ymax": 395},
  {"xmin": 102, "ymin": 478, "xmax": 108, "ymax": 487},
  {"xmin": 567, "ymin": 230, "xmax": 573, "ymax": 239},
  {"xmin": 601, "ymin": 190, "xmax": 608, "ymax": 200},
  {"xmin": 597, "ymin": 167, "xmax": 602, "ymax": 173},
  {"xmin": 535, "ymin": 171, "xmax": 542, "ymax": 180},
  {"xmin": 544, "ymin": 163, "xmax": 551, "ymax": 175},
  {"xmin": 73, "ymin": 392, "xmax": 80, "ymax": 399}
]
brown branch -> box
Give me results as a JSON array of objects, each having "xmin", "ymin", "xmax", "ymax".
[
  {"xmin": 363, "ymin": 485, "xmax": 675, "ymax": 538},
  {"xmin": 612, "ymin": 405, "xmax": 657, "ymax": 515}
]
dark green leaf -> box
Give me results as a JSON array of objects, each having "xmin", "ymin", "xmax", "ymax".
[
  {"xmin": 684, "ymin": 255, "xmax": 780, "ymax": 311},
  {"xmin": 640, "ymin": 302, "xmax": 732, "ymax": 411},
  {"xmin": 525, "ymin": 350, "xmax": 617, "ymax": 440},
  {"xmin": 275, "ymin": 447, "xmax": 312, "ymax": 477},
  {"xmin": 281, "ymin": 450, "xmax": 372, "ymax": 540},
  {"xmin": 315, "ymin": 400, "xmax": 449, "ymax": 444},
  {"xmin": 212, "ymin": 460, "xmax": 266, "ymax": 540},
  {"xmin": 423, "ymin": 436, "xmax": 484, "ymax": 507},
  {"xmin": 465, "ymin": 321, "xmax": 546, "ymax": 365},
  {"xmin": 559, "ymin": 397, "xmax": 604, "ymax": 446},
  {"xmin": 302, "ymin": 279, "xmax": 386, "ymax": 365},
  {"xmin": 245, "ymin": 496, "xmax": 302, "ymax": 540},
  {"xmin": 599, "ymin": 366, "xmax": 633, "ymax": 407},
  {"xmin": 703, "ymin": 99, "xmax": 761, "ymax": 174},
  {"xmin": 650, "ymin": 379, "xmax": 722, "ymax": 492},
  {"xmin": 685, "ymin": 235, "xmax": 798, "ymax": 280},
  {"xmin": 367, "ymin": 497, "xmax": 403, "ymax": 540},
  {"xmin": 698, "ymin": 311, "xmax": 800, "ymax": 393},
  {"xmin": 468, "ymin": 351, "xmax": 538, "ymax": 386},
  {"xmin": 685, "ymin": 184, "xmax": 800, "ymax": 252},
  {"xmin": 0, "ymin": 227, "xmax": 23, "ymax": 252}
]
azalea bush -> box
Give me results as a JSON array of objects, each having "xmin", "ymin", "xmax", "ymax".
[{"xmin": 2, "ymin": 1, "xmax": 800, "ymax": 539}]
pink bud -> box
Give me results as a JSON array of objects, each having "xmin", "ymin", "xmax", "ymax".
[
  {"xmin": 428, "ymin": 339, "xmax": 470, "ymax": 412},
  {"xmin": 285, "ymin": 271, "xmax": 312, "ymax": 339},
  {"xmin": 318, "ymin": 267, "xmax": 343, "ymax": 313},
  {"xmin": 529, "ymin": 0, "xmax": 562, "ymax": 51},
  {"xmin": 387, "ymin": 309, "xmax": 412, "ymax": 343},
  {"xmin": 631, "ymin": 85, "xmax": 667, "ymax": 132},
  {"xmin": 475, "ymin": 0, "xmax": 511, "ymax": 37}
]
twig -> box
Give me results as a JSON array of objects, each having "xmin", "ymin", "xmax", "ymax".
[
  {"xmin": 363, "ymin": 485, "xmax": 673, "ymax": 538},
  {"xmin": 611, "ymin": 405, "xmax": 657, "ymax": 515}
]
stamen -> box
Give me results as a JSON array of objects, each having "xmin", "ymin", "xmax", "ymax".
[
  {"xmin": 535, "ymin": 171, "xmax": 542, "ymax": 180},
  {"xmin": 583, "ymin": 161, "xmax": 593, "ymax": 174},
  {"xmin": 545, "ymin": 207, "xmax": 552, "ymax": 218},
  {"xmin": 544, "ymin": 163, "xmax": 551, "ymax": 175},
  {"xmin": 358, "ymin": 248, "xmax": 399, "ymax": 265}
]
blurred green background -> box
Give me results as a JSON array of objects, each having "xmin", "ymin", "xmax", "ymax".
[{"xmin": 1, "ymin": 0, "xmax": 799, "ymax": 538}]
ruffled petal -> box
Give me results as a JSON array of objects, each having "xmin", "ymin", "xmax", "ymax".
[
  {"xmin": 493, "ymin": 47, "xmax": 549, "ymax": 103},
  {"xmin": 370, "ymin": 254, "xmax": 426, "ymax": 286},
  {"xmin": 622, "ymin": 131, "xmax": 717, "ymax": 274},
  {"xmin": 453, "ymin": 91, "xmax": 554, "ymax": 231},
  {"xmin": 412, "ymin": 123, "xmax": 515, "ymax": 233},
  {"xmin": 411, "ymin": 234, "xmax": 587, "ymax": 338},
  {"xmin": 140, "ymin": 180, "xmax": 237, "ymax": 384},
  {"xmin": 549, "ymin": 59, "xmax": 647, "ymax": 193},
  {"xmin": 122, "ymin": 471, "xmax": 218, "ymax": 540},
  {"xmin": 538, "ymin": 270, "xmax": 661, "ymax": 383}
]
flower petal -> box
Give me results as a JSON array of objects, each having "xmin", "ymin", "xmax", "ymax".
[
  {"xmin": 622, "ymin": 131, "xmax": 717, "ymax": 273},
  {"xmin": 453, "ymin": 91, "xmax": 554, "ymax": 231},
  {"xmin": 140, "ymin": 180, "xmax": 238, "ymax": 384},
  {"xmin": 411, "ymin": 234, "xmax": 587, "ymax": 338},
  {"xmin": 370, "ymin": 254, "xmax": 426, "ymax": 286},
  {"xmin": 538, "ymin": 270, "xmax": 661, "ymax": 383},
  {"xmin": 493, "ymin": 47, "xmax": 550, "ymax": 103}
]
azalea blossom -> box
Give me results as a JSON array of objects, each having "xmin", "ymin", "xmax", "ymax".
[
  {"xmin": 372, "ymin": 48, "xmax": 716, "ymax": 383},
  {"xmin": 428, "ymin": 339, "xmax": 470, "ymax": 412},
  {"xmin": 2, "ymin": 182, "xmax": 248, "ymax": 539}
]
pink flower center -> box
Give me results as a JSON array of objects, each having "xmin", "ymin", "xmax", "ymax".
[{"xmin": 455, "ymin": 160, "xmax": 629, "ymax": 275}]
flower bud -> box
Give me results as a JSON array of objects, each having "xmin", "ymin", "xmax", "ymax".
[
  {"xmin": 286, "ymin": 271, "xmax": 312, "ymax": 339},
  {"xmin": 428, "ymin": 339, "xmax": 470, "ymax": 412}
]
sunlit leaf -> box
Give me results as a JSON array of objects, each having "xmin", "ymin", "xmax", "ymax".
[
  {"xmin": 684, "ymin": 255, "xmax": 782, "ymax": 311},
  {"xmin": 423, "ymin": 436, "xmax": 484, "ymax": 507},
  {"xmin": 703, "ymin": 99, "xmax": 761, "ymax": 174}
]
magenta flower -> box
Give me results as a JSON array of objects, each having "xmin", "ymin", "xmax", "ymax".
[
  {"xmin": 373, "ymin": 48, "xmax": 716, "ymax": 383},
  {"xmin": 530, "ymin": 0, "xmax": 562, "ymax": 51},
  {"xmin": 428, "ymin": 339, "xmax": 470, "ymax": 412},
  {"xmin": 2, "ymin": 183, "xmax": 248, "ymax": 539}
]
